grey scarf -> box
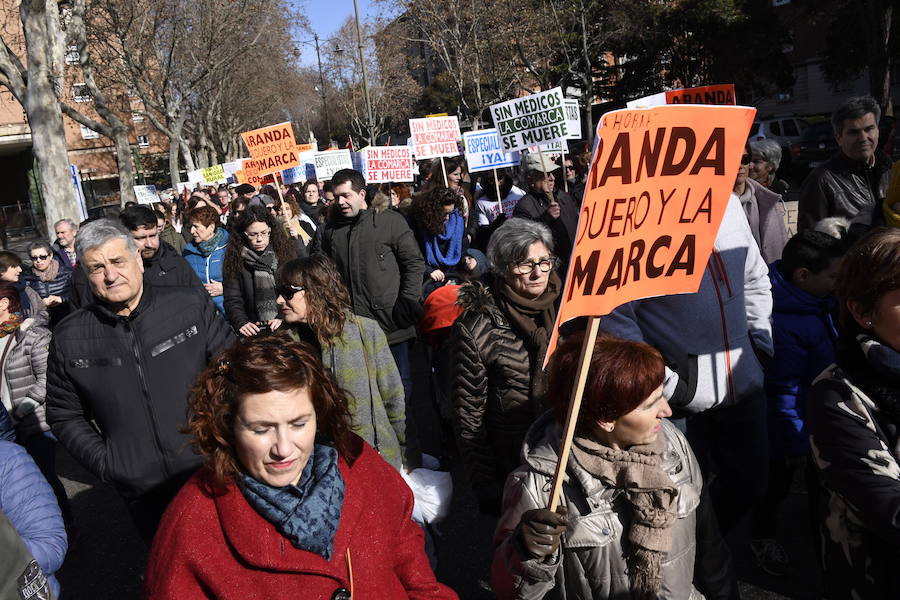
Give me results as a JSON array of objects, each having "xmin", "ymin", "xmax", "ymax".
[{"xmin": 240, "ymin": 245, "xmax": 278, "ymax": 322}]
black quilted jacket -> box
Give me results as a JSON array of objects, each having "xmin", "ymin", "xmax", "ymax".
[{"xmin": 452, "ymin": 281, "xmax": 543, "ymax": 513}]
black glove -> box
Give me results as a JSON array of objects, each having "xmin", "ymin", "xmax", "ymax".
[
  {"xmin": 518, "ymin": 506, "xmax": 568, "ymax": 560},
  {"xmin": 392, "ymin": 296, "xmax": 424, "ymax": 330}
]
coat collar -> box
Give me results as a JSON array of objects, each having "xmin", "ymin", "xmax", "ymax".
[{"xmin": 214, "ymin": 437, "xmax": 370, "ymax": 581}]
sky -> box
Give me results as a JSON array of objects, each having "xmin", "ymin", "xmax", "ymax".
[{"xmin": 294, "ymin": 0, "xmax": 382, "ymax": 68}]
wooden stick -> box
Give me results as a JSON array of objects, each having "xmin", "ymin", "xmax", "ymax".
[
  {"xmin": 547, "ymin": 316, "xmax": 601, "ymax": 512},
  {"xmin": 493, "ymin": 168, "xmax": 503, "ymax": 216},
  {"xmin": 440, "ymin": 155, "xmax": 448, "ymax": 187},
  {"xmin": 561, "ymin": 147, "xmax": 568, "ymax": 193}
]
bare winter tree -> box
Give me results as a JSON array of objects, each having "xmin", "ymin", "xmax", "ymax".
[{"xmin": 0, "ymin": 0, "xmax": 82, "ymax": 238}]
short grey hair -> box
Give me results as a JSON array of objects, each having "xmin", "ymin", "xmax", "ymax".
[
  {"xmin": 749, "ymin": 139, "xmax": 782, "ymax": 171},
  {"xmin": 487, "ymin": 217, "xmax": 555, "ymax": 275},
  {"xmin": 74, "ymin": 219, "xmax": 137, "ymax": 265},
  {"xmin": 54, "ymin": 218, "xmax": 78, "ymax": 231},
  {"xmin": 832, "ymin": 95, "xmax": 881, "ymax": 136},
  {"xmin": 27, "ymin": 241, "xmax": 52, "ymax": 255}
]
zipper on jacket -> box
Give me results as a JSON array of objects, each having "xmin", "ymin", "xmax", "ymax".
[
  {"xmin": 708, "ymin": 253, "xmax": 736, "ymax": 403},
  {"xmin": 123, "ymin": 318, "xmax": 171, "ymax": 480}
]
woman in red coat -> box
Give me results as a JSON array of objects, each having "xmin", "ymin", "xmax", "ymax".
[{"xmin": 144, "ymin": 337, "xmax": 457, "ymax": 600}]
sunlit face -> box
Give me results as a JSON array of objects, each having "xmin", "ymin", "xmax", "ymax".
[
  {"xmin": 734, "ymin": 148, "xmax": 750, "ymax": 190},
  {"xmin": 55, "ymin": 223, "xmax": 77, "ymax": 248},
  {"xmin": 131, "ymin": 225, "xmax": 160, "ymax": 260},
  {"xmin": 564, "ymin": 161, "xmax": 576, "ymax": 182},
  {"xmin": 303, "ymin": 184, "xmax": 320, "ymax": 205},
  {"xmin": 749, "ymin": 152, "xmax": 774, "ymax": 184},
  {"xmin": 836, "ymin": 113, "xmax": 878, "ymax": 163},
  {"xmin": 281, "ymin": 202, "xmax": 294, "ymax": 222},
  {"xmin": 854, "ymin": 288, "xmax": 900, "ymax": 354},
  {"xmin": 217, "ymin": 190, "xmax": 230, "ymax": 207},
  {"xmin": 29, "ymin": 249, "xmax": 53, "ymax": 273},
  {"xmin": 276, "ymin": 285, "xmax": 307, "ymax": 323},
  {"xmin": 234, "ymin": 388, "xmax": 317, "ymax": 487},
  {"xmin": 334, "ymin": 182, "xmax": 366, "ymax": 218},
  {"xmin": 83, "ymin": 238, "xmax": 144, "ymax": 310},
  {"xmin": 601, "ymin": 385, "xmax": 671, "ymax": 449},
  {"xmin": 390, "ymin": 189, "xmax": 400, "ymax": 207},
  {"xmin": 504, "ymin": 241, "xmax": 552, "ymax": 300},
  {"xmin": 244, "ymin": 221, "xmax": 271, "ymax": 252},
  {"xmin": 190, "ymin": 220, "xmax": 216, "ymax": 244},
  {"xmin": 447, "ymin": 167, "xmax": 463, "ymax": 189},
  {"xmin": 531, "ymin": 172, "xmax": 555, "ymax": 195},
  {"xmin": 0, "ymin": 264, "xmax": 21, "ymax": 283}
]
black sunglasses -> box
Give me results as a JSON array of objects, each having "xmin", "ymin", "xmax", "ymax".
[
  {"xmin": 276, "ymin": 284, "xmax": 305, "ymax": 300},
  {"xmin": 740, "ymin": 153, "xmax": 752, "ymax": 165},
  {"xmin": 30, "ymin": 254, "xmax": 50, "ymax": 261}
]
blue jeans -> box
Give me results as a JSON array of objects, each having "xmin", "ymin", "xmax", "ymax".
[{"xmin": 22, "ymin": 431, "xmax": 73, "ymax": 525}]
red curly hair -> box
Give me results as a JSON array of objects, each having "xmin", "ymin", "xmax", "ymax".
[{"xmin": 187, "ymin": 336, "xmax": 358, "ymax": 493}]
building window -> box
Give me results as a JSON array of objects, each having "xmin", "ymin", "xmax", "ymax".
[
  {"xmin": 64, "ymin": 46, "xmax": 80, "ymax": 65},
  {"xmin": 72, "ymin": 83, "xmax": 90, "ymax": 102},
  {"xmin": 137, "ymin": 135, "xmax": 150, "ymax": 148},
  {"xmin": 132, "ymin": 112, "xmax": 144, "ymax": 122},
  {"xmin": 80, "ymin": 125, "xmax": 99, "ymax": 140}
]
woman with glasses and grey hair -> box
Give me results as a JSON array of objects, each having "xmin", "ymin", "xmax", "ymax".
[
  {"xmin": 21, "ymin": 241, "xmax": 71, "ymax": 328},
  {"xmin": 735, "ymin": 140, "xmax": 790, "ymax": 263},
  {"xmin": 749, "ymin": 138, "xmax": 790, "ymax": 197},
  {"xmin": 452, "ymin": 217, "xmax": 561, "ymax": 515}
]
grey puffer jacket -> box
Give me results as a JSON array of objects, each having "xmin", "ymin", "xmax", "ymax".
[
  {"xmin": 492, "ymin": 413, "xmax": 737, "ymax": 600},
  {"xmin": 453, "ymin": 281, "xmax": 541, "ymax": 511},
  {"xmin": 4, "ymin": 317, "xmax": 51, "ymax": 440}
]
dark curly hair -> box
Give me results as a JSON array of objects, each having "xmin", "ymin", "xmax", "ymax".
[
  {"xmin": 410, "ymin": 186, "xmax": 466, "ymax": 237},
  {"xmin": 223, "ymin": 205, "xmax": 297, "ymax": 280},
  {"xmin": 277, "ymin": 255, "xmax": 351, "ymax": 345},
  {"xmin": 187, "ymin": 336, "xmax": 358, "ymax": 494}
]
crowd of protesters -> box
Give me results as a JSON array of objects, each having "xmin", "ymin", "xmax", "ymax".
[{"xmin": 1, "ymin": 93, "xmax": 899, "ymax": 599}]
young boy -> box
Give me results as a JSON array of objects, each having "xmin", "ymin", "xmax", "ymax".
[{"xmin": 752, "ymin": 229, "xmax": 845, "ymax": 576}]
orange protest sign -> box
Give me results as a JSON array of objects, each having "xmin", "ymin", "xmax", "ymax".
[
  {"xmin": 665, "ymin": 84, "xmax": 736, "ymax": 105},
  {"xmin": 544, "ymin": 104, "xmax": 755, "ymax": 365},
  {"xmin": 296, "ymin": 143, "xmax": 315, "ymax": 153},
  {"xmin": 240, "ymin": 122, "xmax": 300, "ymax": 174}
]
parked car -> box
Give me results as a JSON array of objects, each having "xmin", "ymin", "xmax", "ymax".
[
  {"xmin": 751, "ymin": 116, "xmax": 809, "ymax": 177},
  {"xmin": 788, "ymin": 121, "xmax": 839, "ymax": 178}
]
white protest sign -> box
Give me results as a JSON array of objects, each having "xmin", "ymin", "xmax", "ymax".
[
  {"xmin": 187, "ymin": 169, "xmax": 204, "ymax": 183},
  {"xmin": 409, "ymin": 116, "xmax": 461, "ymax": 159},
  {"xmin": 626, "ymin": 92, "xmax": 667, "ymax": 109},
  {"xmin": 175, "ymin": 181, "xmax": 193, "ymax": 194},
  {"xmin": 133, "ymin": 184, "xmax": 159, "ymax": 205},
  {"xmin": 314, "ymin": 149, "xmax": 353, "ymax": 181},
  {"xmin": 365, "ymin": 146, "xmax": 415, "ymax": 183},
  {"xmin": 490, "ymin": 87, "xmax": 569, "ymax": 152},
  {"xmin": 463, "ymin": 129, "xmax": 521, "ymax": 173},
  {"xmin": 527, "ymin": 139, "xmax": 569, "ymax": 154},
  {"xmin": 564, "ymin": 99, "xmax": 581, "ymax": 139}
]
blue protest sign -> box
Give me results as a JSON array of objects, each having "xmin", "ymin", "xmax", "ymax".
[{"xmin": 463, "ymin": 129, "xmax": 521, "ymax": 173}]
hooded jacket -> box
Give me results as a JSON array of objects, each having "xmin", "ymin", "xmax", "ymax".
[
  {"xmin": 798, "ymin": 151, "xmax": 893, "ymax": 231},
  {"xmin": 311, "ymin": 207, "xmax": 425, "ymax": 346},
  {"xmin": 491, "ymin": 413, "xmax": 736, "ymax": 600},
  {"xmin": 46, "ymin": 284, "xmax": 236, "ymax": 499},
  {"xmin": 601, "ymin": 194, "xmax": 774, "ymax": 415},
  {"xmin": 144, "ymin": 437, "xmax": 458, "ymax": 600},
  {"xmin": 764, "ymin": 262, "xmax": 837, "ymax": 457},
  {"xmin": 453, "ymin": 281, "xmax": 542, "ymax": 511}
]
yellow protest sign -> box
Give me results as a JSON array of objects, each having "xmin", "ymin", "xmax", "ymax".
[{"xmin": 201, "ymin": 164, "xmax": 225, "ymax": 183}]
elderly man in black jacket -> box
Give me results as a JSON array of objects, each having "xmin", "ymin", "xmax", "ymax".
[
  {"xmin": 310, "ymin": 168, "xmax": 425, "ymax": 465},
  {"xmin": 46, "ymin": 219, "xmax": 235, "ymax": 543},
  {"xmin": 69, "ymin": 206, "xmax": 206, "ymax": 308}
]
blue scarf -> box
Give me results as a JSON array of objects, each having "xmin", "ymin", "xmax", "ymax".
[
  {"xmin": 423, "ymin": 209, "xmax": 463, "ymax": 269},
  {"xmin": 237, "ymin": 443, "xmax": 345, "ymax": 560}
]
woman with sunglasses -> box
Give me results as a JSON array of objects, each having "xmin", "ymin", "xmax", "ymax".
[
  {"xmin": 452, "ymin": 218, "xmax": 561, "ymax": 515},
  {"xmin": 223, "ymin": 205, "xmax": 303, "ymax": 337},
  {"xmin": 21, "ymin": 241, "xmax": 71, "ymax": 328},
  {"xmin": 734, "ymin": 140, "xmax": 789, "ymax": 263},
  {"xmin": 274, "ymin": 255, "xmax": 409, "ymax": 471}
]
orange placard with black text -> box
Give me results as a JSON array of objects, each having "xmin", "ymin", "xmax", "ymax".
[
  {"xmin": 665, "ymin": 84, "xmax": 736, "ymax": 106},
  {"xmin": 544, "ymin": 104, "xmax": 755, "ymax": 365},
  {"xmin": 240, "ymin": 122, "xmax": 300, "ymax": 175}
]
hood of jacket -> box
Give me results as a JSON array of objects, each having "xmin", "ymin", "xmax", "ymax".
[{"xmin": 769, "ymin": 261, "xmax": 836, "ymax": 317}]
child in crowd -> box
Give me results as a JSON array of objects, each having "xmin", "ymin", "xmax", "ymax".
[{"xmin": 751, "ymin": 229, "xmax": 845, "ymax": 575}]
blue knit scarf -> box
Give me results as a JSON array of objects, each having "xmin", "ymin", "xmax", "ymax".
[
  {"xmin": 237, "ymin": 443, "xmax": 345, "ymax": 560},
  {"xmin": 197, "ymin": 227, "xmax": 226, "ymax": 257},
  {"xmin": 423, "ymin": 209, "xmax": 463, "ymax": 269}
]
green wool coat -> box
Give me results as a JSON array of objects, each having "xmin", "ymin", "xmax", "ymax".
[{"xmin": 288, "ymin": 313, "xmax": 406, "ymax": 471}]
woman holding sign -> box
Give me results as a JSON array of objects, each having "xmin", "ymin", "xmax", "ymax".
[
  {"xmin": 492, "ymin": 332, "xmax": 737, "ymax": 600},
  {"xmin": 453, "ymin": 218, "xmax": 561, "ymax": 515}
]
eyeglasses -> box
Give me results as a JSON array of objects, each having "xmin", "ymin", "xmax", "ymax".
[
  {"xmin": 243, "ymin": 229, "xmax": 271, "ymax": 240},
  {"xmin": 30, "ymin": 254, "xmax": 50, "ymax": 261},
  {"xmin": 511, "ymin": 257, "xmax": 558, "ymax": 275},
  {"xmin": 565, "ymin": 165, "xmax": 575, "ymax": 171},
  {"xmin": 276, "ymin": 284, "xmax": 304, "ymax": 300},
  {"xmin": 740, "ymin": 153, "xmax": 752, "ymax": 165}
]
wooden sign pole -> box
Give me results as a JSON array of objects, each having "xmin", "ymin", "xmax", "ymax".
[
  {"xmin": 493, "ymin": 168, "xmax": 503, "ymax": 216},
  {"xmin": 440, "ymin": 156, "xmax": 449, "ymax": 187},
  {"xmin": 561, "ymin": 147, "xmax": 569, "ymax": 193},
  {"xmin": 547, "ymin": 316, "xmax": 601, "ymax": 512}
]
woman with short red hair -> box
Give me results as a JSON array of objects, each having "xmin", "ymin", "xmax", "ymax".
[{"xmin": 491, "ymin": 333, "xmax": 737, "ymax": 600}]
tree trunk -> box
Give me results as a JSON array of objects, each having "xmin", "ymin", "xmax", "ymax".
[
  {"xmin": 868, "ymin": 3, "xmax": 893, "ymax": 116},
  {"xmin": 22, "ymin": 0, "xmax": 81, "ymax": 238},
  {"xmin": 112, "ymin": 128, "xmax": 137, "ymax": 205}
]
